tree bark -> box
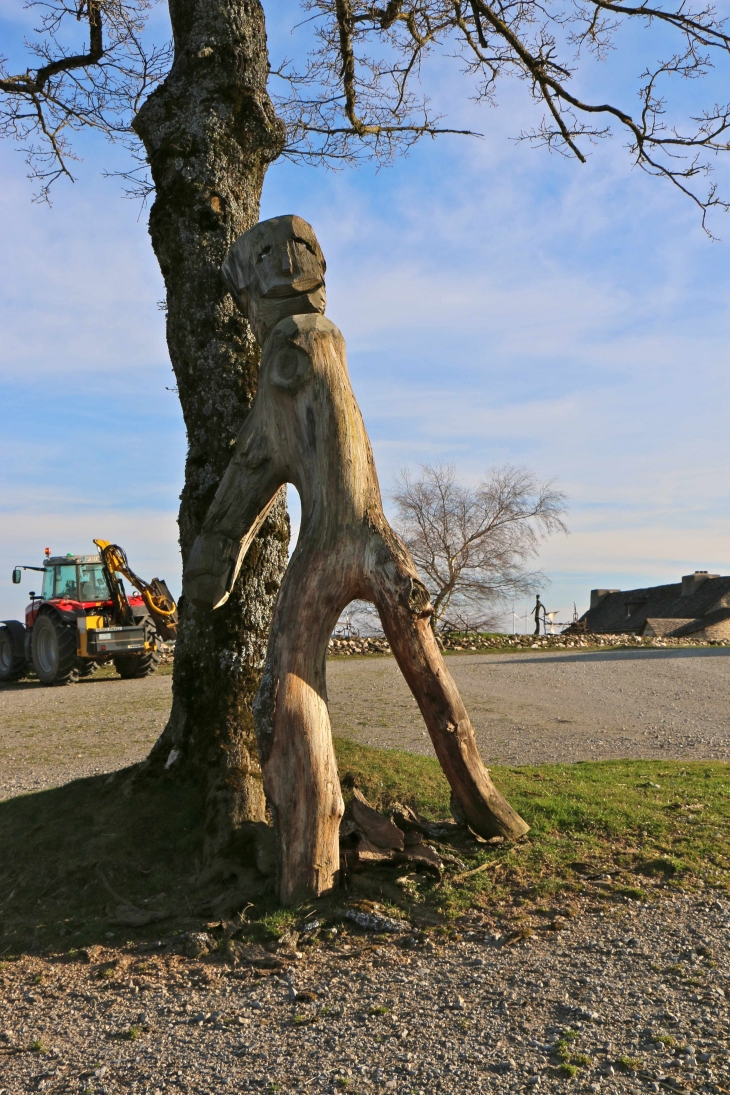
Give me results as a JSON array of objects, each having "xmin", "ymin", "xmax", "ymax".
[{"xmin": 131, "ymin": 0, "xmax": 288, "ymax": 858}]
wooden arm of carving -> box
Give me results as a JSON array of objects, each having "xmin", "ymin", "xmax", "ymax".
[{"xmin": 183, "ymin": 419, "xmax": 283, "ymax": 611}]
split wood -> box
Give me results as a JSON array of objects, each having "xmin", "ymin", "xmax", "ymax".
[{"xmin": 184, "ymin": 216, "xmax": 529, "ymax": 905}]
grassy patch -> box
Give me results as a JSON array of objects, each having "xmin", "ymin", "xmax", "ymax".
[
  {"xmin": 0, "ymin": 738, "xmax": 727, "ymax": 955},
  {"xmin": 334, "ymin": 740, "xmax": 730, "ymax": 918}
]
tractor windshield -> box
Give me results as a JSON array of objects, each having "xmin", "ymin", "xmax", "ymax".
[
  {"xmin": 78, "ymin": 563, "xmax": 110, "ymax": 602},
  {"xmin": 41, "ymin": 563, "xmax": 110, "ymax": 602},
  {"xmin": 41, "ymin": 567, "xmax": 54, "ymax": 600},
  {"xmin": 54, "ymin": 564, "xmax": 79, "ymax": 600}
]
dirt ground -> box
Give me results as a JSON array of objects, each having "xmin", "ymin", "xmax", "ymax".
[
  {"xmin": 1, "ymin": 647, "xmax": 729, "ymax": 801},
  {"xmin": 1, "ymin": 893, "xmax": 728, "ymax": 1095}
]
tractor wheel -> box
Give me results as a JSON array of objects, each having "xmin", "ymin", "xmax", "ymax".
[
  {"xmin": 31, "ymin": 613, "xmax": 80, "ymax": 686},
  {"xmin": 114, "ymin": 624, "xmax": 161, "ymax": 680},
  {"xmin": 78, "ymin": 661, "xmax": 100, "ymax": 679},
  {"xmin": 0, "ymin": 622, "xmax": 28, "ymax": 682}
]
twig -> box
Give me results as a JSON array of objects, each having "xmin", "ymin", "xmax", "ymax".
[{"xmin": 452, "ymin": 859, "xmax": 502, "ymax": 883}]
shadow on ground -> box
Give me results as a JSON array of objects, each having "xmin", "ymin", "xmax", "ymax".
[
  {"xmin": 0, "ymin": 769, "xmax": 207, "ymax": 957},
  {"xmin": 478, "ymin": 647, "xmax": 730, "ymax": 667}
]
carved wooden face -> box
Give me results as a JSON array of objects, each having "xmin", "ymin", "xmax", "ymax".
[
  {"xmin": 223, "ymin": 215, "xmax": 325, "ymax": 304},
  {"xmin": 251, "ymin": 217, "xmax": 325, "ymax": 300},
  {"xmin": 222, "ymin": 216, "xmax": 327, "ymax": 344}
]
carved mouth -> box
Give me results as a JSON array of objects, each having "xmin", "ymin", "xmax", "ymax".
[{"xmin": 261, "ymin": 281, "xmax": 324, "ymax": 301}]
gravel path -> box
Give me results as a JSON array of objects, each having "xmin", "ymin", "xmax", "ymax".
[
  {"xmin": 2, "ymin": 648, "xmax": 729, "ymax": 801},
  {"xmin": 0, "ymin": 673, "xmax": 171, "ymax": 801},
  {"xmin": 1, "ymin": 893, "xmax": 728, "ymax": 1095},
  {"xmin": 327, "ymin": 648, "xmax": 730, "ymax": 766}
]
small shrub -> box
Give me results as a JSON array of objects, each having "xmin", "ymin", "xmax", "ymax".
[
  {"xmin": 559, "ymin": 1063, "xmax": 578, "ymax": 1078},
  {"xmin": 619, "ymin": 1055, "xmax": 642, "ymax": 1071},
  {"xmin": 30, "ymin": 1039, "xmax": 46, "ymax": 1054}
]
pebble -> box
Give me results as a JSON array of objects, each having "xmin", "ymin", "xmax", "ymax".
[{"xmin": 0, "ymin": 895, "xmax": 728, "ymax": 1094}]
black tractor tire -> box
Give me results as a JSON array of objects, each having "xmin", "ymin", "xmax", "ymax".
[
  {"xmin": 114, "ymin": 624, "xmax": 161, "ymax": 680},
  {"xmin": 0, "ymin": 621, "xmax": 28, "ymax": 682},
  {"xmin": 31, "ymin": 612, "xmax": 80, "ymax": 686},
  {"xmin": 78, "ymin": 660, "xmax": 100, "ymax": 679}
]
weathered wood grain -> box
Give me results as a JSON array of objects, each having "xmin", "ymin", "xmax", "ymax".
[{"xmin": 184, "ymin": 217, "xmax": 528, "ymax": 904}]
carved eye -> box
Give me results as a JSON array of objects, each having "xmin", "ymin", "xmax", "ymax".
[
  {"xmin": 271, "ymin": 344, "xmax": 312, "ymax": 391},
  {"xmin": 291, "ymin": 235, "xmax": 316, "ymax": 256},
  {"xmin": 257, "ymin": 245, "xmax": 271, "ymax": 263}
]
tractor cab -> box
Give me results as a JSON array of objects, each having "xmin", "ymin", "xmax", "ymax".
[{"xmin": 41, "ymin": 556, "xmax": 110, "ymax": 603}]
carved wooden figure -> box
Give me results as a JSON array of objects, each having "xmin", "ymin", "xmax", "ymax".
[{"xmin": 183, "ymin": 216, "xmax": 529, "ymax": 905}]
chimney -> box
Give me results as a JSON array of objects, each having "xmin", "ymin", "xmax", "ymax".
[
  {"xmin": 681, "ymin": 571, "xmax": 719, "ymax": 596},
  {"xmin": 590, "ymin": 589, "xmax": 619, "ymax": 609}
]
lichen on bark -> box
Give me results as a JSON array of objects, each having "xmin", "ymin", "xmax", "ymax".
[{"xmin": 132, "ymin": 0, "xmax": 289, "ymax": 857}]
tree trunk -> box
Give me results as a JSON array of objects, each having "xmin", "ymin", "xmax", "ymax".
[{"xmin": 131, "ymin": 0, "xmax": 288, "ymax": 859}]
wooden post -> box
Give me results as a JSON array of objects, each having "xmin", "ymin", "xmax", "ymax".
[{"xmin": 184, "ymin": 216, "xmax": 529, "ymax": 905}]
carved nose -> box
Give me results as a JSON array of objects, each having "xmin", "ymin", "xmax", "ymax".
[{"xmin": 281, "ymin": 242, "xmax": 294, "ymax": 274}]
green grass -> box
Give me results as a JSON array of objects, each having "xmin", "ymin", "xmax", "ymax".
[
  {"xmin": 334, "ymin": 741, "xmax": 730, "ymax": 917},
  {"xmin": 0, "ymin": 737, "xmax": 727, "ymax": 955}
]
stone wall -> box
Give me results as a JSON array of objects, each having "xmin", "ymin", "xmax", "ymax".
[{"xmin": 326, "ymin": 631, "xmax": 730, "ymax": 657}]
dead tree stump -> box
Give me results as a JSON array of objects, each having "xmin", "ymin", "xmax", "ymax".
[{"xmin": 184, "ymin": 216, "xmax": 529, "ymax": 904}]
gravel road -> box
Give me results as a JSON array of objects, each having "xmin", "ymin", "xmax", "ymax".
[
  {"xmin": 327, "ymin": 647, "xmax": 730, "ymax": 766},
  {"xmin": 2, "ymin": 648, "xmax": 729, "ymax": 800},
  {"xmin": 1, "ymin": 893, "xmax": 728, "ymax": 1095}
]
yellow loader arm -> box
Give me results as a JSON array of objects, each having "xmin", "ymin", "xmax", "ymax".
[{"xmin": 94, "ymin": 540, "xmax": 178, "ymax": 640}]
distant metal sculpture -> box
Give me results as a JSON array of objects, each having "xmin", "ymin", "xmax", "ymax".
[
  {"xmin": 533, "ymin": 595, "xmax": 546, "ymax": 635},
  {"xmin": 183, "ymin": 215, "xmax": 529, "ymax": 904}
]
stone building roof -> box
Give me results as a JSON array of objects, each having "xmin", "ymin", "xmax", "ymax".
[{"xmin": 581, "ymin": 572, "xmax": 730, "ymax": 637}]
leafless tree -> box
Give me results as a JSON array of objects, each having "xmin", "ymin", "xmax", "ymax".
[
  {"xmin": 0, "ymin": 0, "xmax": 171, "ymax": 200},
  {"xmin": 274, "ymin": 1, "xmax": 730, "ymax": 232},
  {"xmin": 392, "ymin": 464, "xmax": 568, "ymax": 631}
]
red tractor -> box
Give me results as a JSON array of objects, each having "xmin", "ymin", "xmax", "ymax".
[{"xmin": 0, "ymin": 541, "xmax": 177, "ymax": 686}]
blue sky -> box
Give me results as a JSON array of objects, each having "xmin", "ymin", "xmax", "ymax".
[{"xmin": 2, "ymin": 1, "xmax": 730, "ymax": 629}]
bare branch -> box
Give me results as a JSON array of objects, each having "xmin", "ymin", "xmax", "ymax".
[
  {"xmin": 275, "ymin": 0, "xmax": 730, "ymax": 227},
  {"xmin": 0, "ymin": 0, "xmax": 170, "ymax": 199}
]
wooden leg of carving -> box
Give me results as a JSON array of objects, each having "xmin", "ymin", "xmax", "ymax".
[
  {"xmin": 254, "ymin": 566, "xmax": 346, "ymax": 906},
  {"xmin": 374, "ymin": 593, "xmax": 530, "ymax": 841}
]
